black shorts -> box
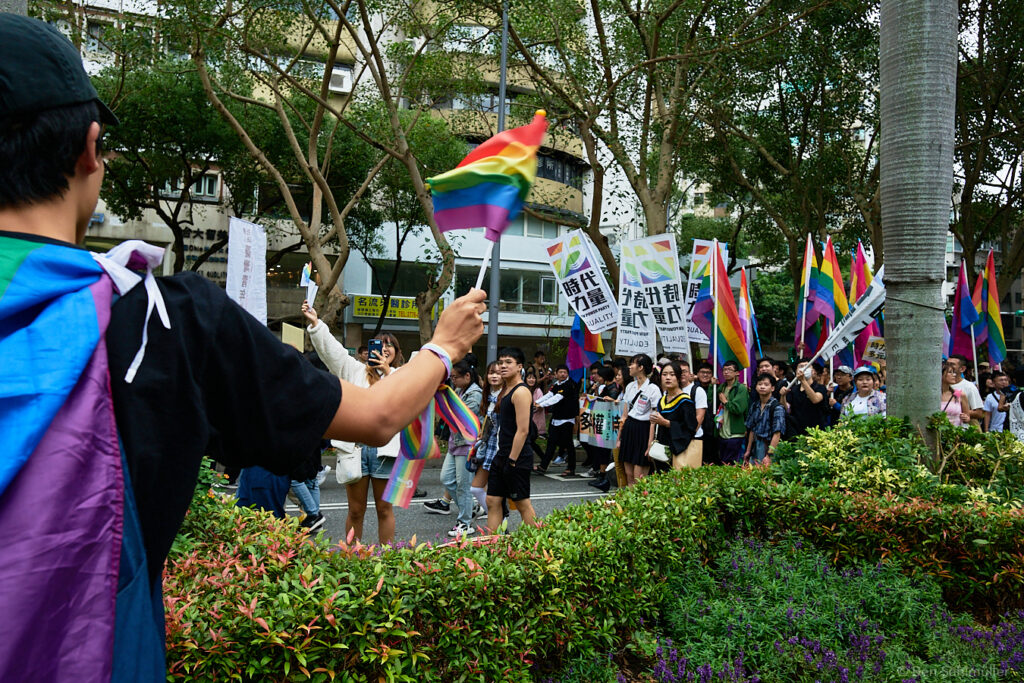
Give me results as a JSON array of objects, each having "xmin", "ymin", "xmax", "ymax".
[{"xmin": 486, "ymin": 457, "xmax": 531, "ymax": 501}]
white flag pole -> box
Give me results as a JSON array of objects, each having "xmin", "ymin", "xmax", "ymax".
[
  {"xmin": 475, "ymin": 240, "xmax": 495, "ymax": 291},
  {"xmin": 799, "ymin": 234, "xmax": 813, "ymax": 355}
]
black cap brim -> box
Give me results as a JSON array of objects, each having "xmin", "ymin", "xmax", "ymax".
[{"xmin": 96, "ymin": 98, "xmax": 119, "ymax": 126}]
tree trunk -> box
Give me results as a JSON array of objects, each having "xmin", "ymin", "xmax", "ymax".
[{"xmin": 879, "ymin": 0, "xmax": 957, "ymax": 439}]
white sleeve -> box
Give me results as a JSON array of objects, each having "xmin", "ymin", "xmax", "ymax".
[
  {"xmin": 693, "ymin": 387, "xmax": 708, "ymax": 411},
  {"xmin": 307, "ymin": 320, "xmax": 366, "ymax": 383},
  {"xmin": 967, "ymin": 384, "xmax": 984, "ymax": 410}
]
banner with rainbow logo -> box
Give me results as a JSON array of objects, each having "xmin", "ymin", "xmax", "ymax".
[
  {"xmin": 544, "ymin": 229, "xmax": 618, "ymax": 332},
  {"xmin": 629, "ymin": 234, "xmax": 689, "ymax": 354},
  {"xmin": 615, "ymin": 240, "xmax": 658, "ymax": 357}
]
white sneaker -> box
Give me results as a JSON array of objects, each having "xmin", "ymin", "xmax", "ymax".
[
  {"xmin": 447, "ymin": 522, "xmax": 476, "ymax": 538},
  {"xmin": 316, "ymin": 465, "xmax": 331, "ymax": 486},
  {"xmin": 472, "ymin": 502, "xmax": 487, "ymax": 519}
]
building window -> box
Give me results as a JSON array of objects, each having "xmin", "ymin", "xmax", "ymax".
[
  {"xmin": 160, "ymin": 173, "xmax": 220, "ymax": 201},
  {"xmin": 693, "ymin": 192, "xmax": 705, "ymax": 206},
  {"xmin": 536, "ymin": 154, "xmax": 582, "ymax": 189},
  {"xmin": 86, "ymin": 21, "xmax": 111, "ymax": 55},
  {"xmin": 524, "ymin": 217, "xmax": 559, "ymax": 239}
]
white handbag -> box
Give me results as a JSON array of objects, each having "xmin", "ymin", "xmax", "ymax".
[
  {"xmin": 332, "ymin": 442, "xmax": 363, "ymax": 485},
  {"xmin": 648, "ymin": 441, "xmax": 670, "ymax": 463}
]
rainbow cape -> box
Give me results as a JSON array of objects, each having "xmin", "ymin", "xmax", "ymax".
[
  {"xmin": 0, "ymin": 235, "xmax": 168, "ymax": 681},
  {"xmin": 383, "ymin": 385, "xmax": 480, "ymax": 508},
  {"xmin": 567, "ymin": 313, "xmax": 605, "ymax": 382},
  {"xmin": 426, "ymin": 111, "xmax": 549, "ymax": 241}
]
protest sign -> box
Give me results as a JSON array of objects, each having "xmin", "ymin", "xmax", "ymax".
[
  {"xmin": 226, "ymin": 216, "xmax": 267, "ymax": 325},
  {"xmin": 578, "ymin": 396, "xmax": 620, "ymax": 449},
  {"xmin": 862, "ymin": 336, "xmax": 886, "ymax": 363},
  {"xmin": 685, "ymin": 239, "xmax": 728, "ymax": 345},
  {"xmin": 818, "ymin": 266, "xmax": 886, "ymax": 361},
  {"xmin": 281, "ymin": 322, "xmax": 304, "ymax": 351},
  {"xmin": 630, "ymin": 234, "xmax": 689, "ymax": 354},
  {"xmin": 614, "ymin": 241, "xmax": 657, "ymax": 357},
  {"xmin": 545, "ymin": 230, "xmax": 618, "ymax": 333}
]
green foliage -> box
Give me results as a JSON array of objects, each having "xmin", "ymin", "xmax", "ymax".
[
  {"xmin": 750, "ymin": 268, "xmax": 797, "ymax": 346},
  {"xmin": 658, "ymin": 536, "xmax": 1021, "ymax": 682},
  {"xmin": 165, "ymin": 424, "xmax": 1024, "ymax": 679}
]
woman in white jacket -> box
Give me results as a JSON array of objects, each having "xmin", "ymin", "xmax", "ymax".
[{"xmin": 302, "ymin": 301, "xmax": 402, "ymax": 545}]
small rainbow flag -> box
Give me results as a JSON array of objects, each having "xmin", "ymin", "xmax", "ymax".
[
  {"xmin": 382, "ymin": 385, "xmax": 481, "ymax": 508},
  {"xmin": 426, "ymin": 111, "xmax": 549, "ymax": 241},
  {"xmin": 299, "ymin": 262, "xmax": 312, "ymax": 286},
  {"xmin": 737, "ymin": 268, "xmax": 759, "ymax": 384}
]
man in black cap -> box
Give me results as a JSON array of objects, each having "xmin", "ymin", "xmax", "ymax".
[{"xmin": 0, "ymin": 15, "xmax": 486, "ymax": 681}]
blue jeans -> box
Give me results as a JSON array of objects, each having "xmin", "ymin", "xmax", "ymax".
[
  {"xmin": 441, "ymin": 449, "xmax": 474, "ymax": 526},
  {"xmin": 290, "ymin": 478, "xmax": 320, "ymax": 515},
  {"xmin": 359, "ymin": 445, "xmax": 396, "ymax": 480},
  {"xmin": 750, "ymin": 438, "xmax": 771, "ymax": 464}
]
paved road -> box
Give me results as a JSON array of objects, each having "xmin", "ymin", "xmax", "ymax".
[{"xmin": 288, "ymin": 460, "xmax": 613, "ymax": 545}]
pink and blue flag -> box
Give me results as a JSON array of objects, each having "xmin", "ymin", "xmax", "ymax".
[
  {"xmin": 427, "ymin": 111, "xmax": 548, "ymax": 241},
  {"xmin": 950, "ymin": 261, "xmax": 980, "ymax": 359}
]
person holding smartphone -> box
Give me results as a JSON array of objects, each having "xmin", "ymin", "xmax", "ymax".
[{"xmin": 302, "ymin": 303, "xmax": 406, "ymax": 545}]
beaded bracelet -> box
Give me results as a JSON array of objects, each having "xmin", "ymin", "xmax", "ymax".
[{"xmin": 421, "ymin": 343, "xmax": 452, "ymax": 379}]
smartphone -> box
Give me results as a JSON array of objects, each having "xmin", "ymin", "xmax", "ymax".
[{"xmin": 368, "ymin": 338, "xmax": 384, "ymax": 367}]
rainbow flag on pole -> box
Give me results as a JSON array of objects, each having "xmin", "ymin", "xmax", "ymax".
[
  {"xmin": 794, "ymin": 234, "xmax": 819, "ymax": 350},
  {"xmin": 693, "ymin": 242, "xmax": 749, "ymax": 372},
  {"xmin": 848, "ymin": 241, "xmax": 881, "ymax": 362},
  {"xmin": 980, "ymin": 250, "xmax": 1007, "ymax": 363},
  {"xmin": 426, "ymin": 111, "xmax": 548, "ymax": 241},
  {"xmin": 737, "ymin": 268, "xmax": 758, "ymax": 384},
  {"xmin": 819, "ymin": 237, "xmax": 849, "ymax": 325}
]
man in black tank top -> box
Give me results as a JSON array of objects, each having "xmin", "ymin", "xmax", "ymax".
[{"xmin": 486, "ymin": 347, "xmax": 537, "ymax": 532}]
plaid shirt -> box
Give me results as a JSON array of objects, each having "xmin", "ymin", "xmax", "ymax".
[{"xmin": 745, "ymin": 397, "xmax": 786, "ymax": 440}]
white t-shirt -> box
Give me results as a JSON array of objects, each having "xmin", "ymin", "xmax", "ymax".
[
  {"xmin": 847, "ymin": 394, "xmax": 872, "ymax": 416},
  {"xmin": 985, "ymin": 392, "xmax": 1006, "ymax": 432},
  {"xmin": 681, "ymin": 382, "xmax": 708, "ymax": 438},
  {"xmin": 623, "ymin": 379, "xmax": 662, "ymax": 421},
  {"xmin": 953, "ymin": 379, "xmax": 983, "ymax": 410}
]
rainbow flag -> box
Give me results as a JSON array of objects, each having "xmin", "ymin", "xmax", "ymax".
[
  {"xmin": 820, "ymin": 237, "xmax": 855, "ymax": 366},
  {"xmin": 848, "ymin": 241, "xmax": 881, "ymax": 362},
  {"xmin": 970, "ymin": 268, "xmax": 989, "ymax": 347},
  {"xmin": 819, "ymin": 237, "xmax": 849, "ymax": 325},
  {"xmin": 950, "ymin": 261, "xmax": 980, "ymax": 359},
  {"xmin": 426, "ymin": 111, "xmax": 548, "ymax": 241},
  {"xmin": 737, "ymin": 268, "xmax": 759, "ymax": 384},
  {"xmin": 567, "ymin": 313, "xmax": 605, "ymax": 382},
  {"xmin": 383, "ymin": 386, "xmax": 480, "ymax": 508},
  {"xmin": 693, "ymin": 242, "xmax": 749, "ymax": 371},
  {"xmin": 980, "ymin": 250, "xmax": 1007, "ymax": 363},
  {"xmin": 794, "ymin": 234, "xmax": 820, "ymax": 350}
]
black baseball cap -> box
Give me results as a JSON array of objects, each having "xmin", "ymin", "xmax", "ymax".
[{"xmin": 0, "ymin": 14, "xmax": 118, "ymax": 124}]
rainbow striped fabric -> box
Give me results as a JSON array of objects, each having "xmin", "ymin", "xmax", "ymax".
[
  {"xmin": 692, "ymin": 242, "xmax": 749, "ymax": 371},
  {"xmin": 383, "ymin": 385, "xmax": 481, "ymax": 508},
  {"xmin": 737, "ymin": 268, "xmax": 758, "ymax": 383},
  {"xmin": 567, "ymin": 313, "xmax": 605, "ymax": 382},
  {"xmin": 794, "ymin": 234, "xmax": 820, "ymax": 349},
  {"xmin": 980, "ymin": 250, "xmax": 1007, "ymax": 363},
  {"xmin": 848, "ymin": 241, "xmax": 881, "ymax": 362},
  {"xmin": 426, "ymin": 111, "xmax": 548, "ymax": 241}
]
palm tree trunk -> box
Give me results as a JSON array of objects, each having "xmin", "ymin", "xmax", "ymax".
[{"xmin": 879, "ymin": 0, "xmax": 957, "ymax": 436}]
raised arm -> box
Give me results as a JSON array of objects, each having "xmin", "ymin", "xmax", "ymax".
[{"xmin": 323, "ymin": 290, "xmax": 486, "ymax": 445}]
